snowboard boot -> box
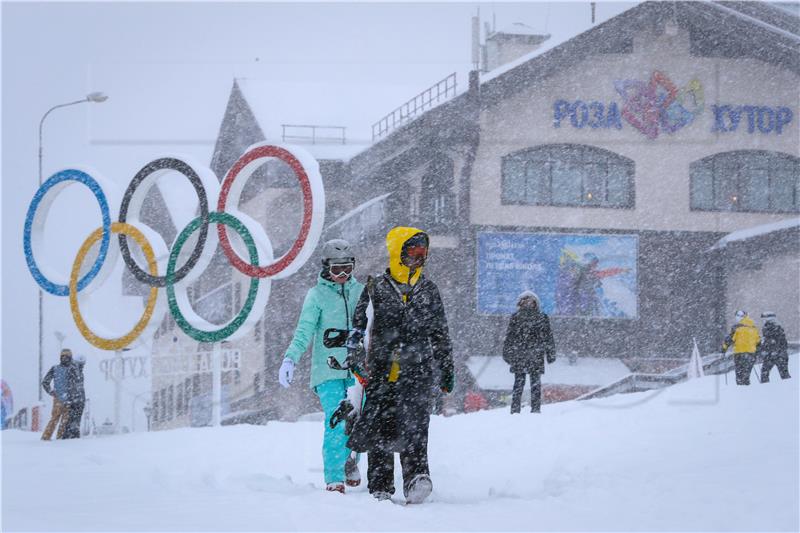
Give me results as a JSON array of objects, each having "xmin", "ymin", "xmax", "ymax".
[
  {"xmin": 326, "ymin": 482, "xmax": 345, "ymax": 494},
  {"xmin": 345, "ymin": 455, "xmax": 361, "ymax": 487},
  {"xmin": 405, "ymin": 474, "xmax": 433, "ymax": 504},
  {"xmin": 372, "ymin": 491, "xmax": 392, "ymax": 501},
  {"xmin": 329, "ymin": 399, "xmax": 354, "ymax": 430}
]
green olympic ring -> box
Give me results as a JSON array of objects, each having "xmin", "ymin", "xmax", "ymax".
[{"xmin": 166, "ymin": 212, "xmax": 259, "ymax": 343}]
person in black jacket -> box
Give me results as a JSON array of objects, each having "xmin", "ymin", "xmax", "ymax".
[
  {"xmin": 345, "ymin": 227, "xmax": 454, "ymax": 504},
  {"xmin": 503, "ymin": 291, "xmax": 556, "ymax": 414},
  {"xmin": 759, "ymin": 312, "xmax": 791, "ymax": 383},
  {"xmin": 63, "ymin": 353, "xmax": 86, "ymax": 439}
]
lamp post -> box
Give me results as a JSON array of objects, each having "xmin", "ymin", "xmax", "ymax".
[{"xmin": 37, "ymin": 92, "xmax": 108, "ymax": 401}]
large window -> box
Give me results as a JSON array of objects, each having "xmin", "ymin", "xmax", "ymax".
[
  {"xmin": 691, "ymin": 151, "xmax": 799, "ymax": 213},
  {"xmin": 502, "ymin": 145, "xmax": 634, "ymax": 208}
]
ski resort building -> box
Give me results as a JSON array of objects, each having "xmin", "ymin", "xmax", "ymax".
[{"xmin": 146, "ymin": 1, "xmax": 800, "ymax": 429}]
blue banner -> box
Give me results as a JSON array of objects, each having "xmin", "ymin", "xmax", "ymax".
[{"xmin": 477, "ymin": 232, "xmax": 638, "ymax": 318}]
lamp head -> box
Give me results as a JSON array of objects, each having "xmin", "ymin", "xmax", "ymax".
[{"xmin": 86, "ymin": 92, "xmax": 109, "ymax": 103}]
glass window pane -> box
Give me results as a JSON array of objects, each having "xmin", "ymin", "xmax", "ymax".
[
  {"xmin": 551, "ymin": 159, "xmax": 583, "ymax": 205},
  {"xmin": 691, "ymin": 163, "xmax": 713, "ymax": 209},
  {"xmin": 524, "ymin": 161, "xmax": 548, "ymax": 204},
  {"xmin": 583, "ymin": 163, "xmax": 603, "ymax": 205},
  {"xmin": 608, "ymin": 163, "xmax": 630, "ymax": 206},
  {"xmin": 502, "ymin": 158, "xmax": 526, "ymax": 203},
  {"xmin": 713, "ymin": 164, "xmax": 739, "ymax": 211},
  {"xmin": 744, "ymin": 168, "xmax": 770, "ymax": 211},
  {"xmin": 772, "ymin": 165, "xmax": 799, "ymax": 212}
]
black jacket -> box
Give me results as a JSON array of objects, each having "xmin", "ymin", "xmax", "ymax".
[
  {"xmin": 760, "ymin": 321, "xmax": 788, "ymax": 357},
  {"xmin": 347, "ymin": 272, "xmax": 453, "ymax": 453},
  {"xmin": 502, "ymin": 307, "xmax": 556, "ymax": 374}
]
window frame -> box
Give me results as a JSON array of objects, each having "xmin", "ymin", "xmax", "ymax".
[
  {"xmin": 690, "ymin": 150, "xmax": 800, "ymax": 214},
  {"xmin": 501, "ymin": 144, "xmax": 635, "ymax": 209}
]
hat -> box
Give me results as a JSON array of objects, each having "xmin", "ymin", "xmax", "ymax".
[
  {"xmin": 321, "ymin": 239, "xmax": 355, "ymax": 265},
  {"xmin": 761, "ymin": 311, "xmax": 777, "ymax": 321},
  {"xmin": 735, "ymin": 310, "xmax": 747, "ymax": 320},
  {"xmin": 60, "ymin": 348, "xmax": 73, "ymax": 357},
  {"xmin": 517, "ymin": 290, "xmax": 540, "ymax": 307}
]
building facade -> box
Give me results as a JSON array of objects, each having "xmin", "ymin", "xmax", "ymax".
[{"xmin": 148, "ymin": 1, "xmax": 800, "ymax": 428}]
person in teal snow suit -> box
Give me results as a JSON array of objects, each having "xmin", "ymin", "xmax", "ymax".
[{"xmin": 279, "ymin": 239, "xmax": 364, "ymax": 494}]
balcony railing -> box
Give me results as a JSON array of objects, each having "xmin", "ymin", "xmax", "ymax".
[
  {"xmin": 371, "ymin": 73, "xmax": 457, "ymax": 141},
  {"xmin": 281, "ymin": 124, "xmax": 346, "ymax": 144}
]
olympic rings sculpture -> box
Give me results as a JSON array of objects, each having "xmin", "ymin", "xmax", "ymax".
[{"xmin": 24, "ymin": 142, "xmax": 325, "ymax": 350}]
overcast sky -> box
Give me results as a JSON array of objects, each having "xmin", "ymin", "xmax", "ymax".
[{"xmin": 1, "ymin": 1, "xmax": 633, "ymax": 428}]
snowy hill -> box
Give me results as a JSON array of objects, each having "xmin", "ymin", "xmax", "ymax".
[{"xmin": 3, "ymin": 357, "xmax": 798, "ymax": 531}]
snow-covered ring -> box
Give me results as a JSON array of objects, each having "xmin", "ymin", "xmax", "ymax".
[
  {"xmin": 216, "ymin": 141, "xmax": 325, "ymax": 280},
  {"xmin": 69, "ymin": 222, "xmax": 161, "ymax": 351}
]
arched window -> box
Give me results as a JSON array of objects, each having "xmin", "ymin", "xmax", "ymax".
[
  {"xmin": 501, "ymin": 144, "xmax": 634, "ymax": 208},
  {"xmin": 690, "ymin": 150, "xmax": 799, "ymax": 213}
]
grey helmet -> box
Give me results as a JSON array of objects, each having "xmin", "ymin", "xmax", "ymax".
[{"xmin": 321, "ymin": 239, "xmax": 355, "ymax": 265}]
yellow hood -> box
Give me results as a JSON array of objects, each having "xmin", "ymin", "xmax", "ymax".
[{"xmin": 386, "ymin": 226, "xmax": 428, "ymax": 286}]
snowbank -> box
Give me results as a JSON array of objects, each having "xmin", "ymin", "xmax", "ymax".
[{"xmin": 3, "ymin": 357, "xmax": 798, "ymax": 531}]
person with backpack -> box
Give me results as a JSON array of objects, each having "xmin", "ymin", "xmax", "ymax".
[
  {"xmin": 722, "ymin": 310, "xmax": 760, "ymax": 386},
  {"xmin": 278, "ymin": 239, "xmax": 364, "ymax": 493},
  {"xmin": 759, "ymin": 312, "xmax": 791, "ymax": 383}
]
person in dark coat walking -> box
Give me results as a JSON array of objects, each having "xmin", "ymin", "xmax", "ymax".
[
  {"xmin": 345, "ymin": 226, "xmax": 454, "ymax": 504},
  {"xmin": 64, "ymin": 353, "xmax": 86, "ymax": 439},
  {"xmin": 759, "ymin": 312, "xmax": 791, "ymax": 383},
  {"xmin": 503, "ymin": 291, "xmax": 556, "ymax": 414}
]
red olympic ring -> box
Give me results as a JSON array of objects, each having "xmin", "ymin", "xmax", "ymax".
[{"xmin": 216, "ymin": 145, "xmax": 313, "ymax": 278}]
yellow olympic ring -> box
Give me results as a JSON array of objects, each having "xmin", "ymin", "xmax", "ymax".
[{"xmin": 69, "ymin": 222, "xmax": 159, "ymax": 350}]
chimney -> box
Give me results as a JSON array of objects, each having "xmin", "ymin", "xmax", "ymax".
[{"xmin": 484, "ymin": 22, "xmax": 550, "ymax": 73}]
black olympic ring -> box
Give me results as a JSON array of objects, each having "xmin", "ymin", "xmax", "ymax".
[{"xmin": 117, "ymin": 157, "xmax": 209, "ymax": 287}]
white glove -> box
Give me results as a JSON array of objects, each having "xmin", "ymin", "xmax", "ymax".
[{"xmin": 278, "ymin": 358, "xmax": 295, "ymax": 388}]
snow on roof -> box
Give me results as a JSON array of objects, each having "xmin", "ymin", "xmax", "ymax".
[
  {"xmin": 711, "ymin": 218, "xmax": 800, "ymax": 250},
  {"xmin": 705, "ymin": 1, "xmax": 800, "ymax": 43},
  {"xmin": 468, "ymin": 356, "xmax": 631, "ymax": 390},
  {"xmin": 492, "ymin": 21, "xmax": 547, "ymax": 37},
  {"xmin": 480, "ymin": 3, "xmax": 639, "ymax": 83}
]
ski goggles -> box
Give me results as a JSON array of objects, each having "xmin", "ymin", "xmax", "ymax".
[
  {"xmin": 401, "ymin": 245, "xmax": 428, "ymax": 268},
  {"xmin": 329, "ymin": 262, "xmax": 354, "ymax": 278}
]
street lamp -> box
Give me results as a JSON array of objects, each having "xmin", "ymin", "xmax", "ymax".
[{"xmin": 37, "ymin": 92, "xmax": 108, "ymax": 401}]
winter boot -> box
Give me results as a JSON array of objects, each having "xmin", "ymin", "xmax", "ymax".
[
  {"xmin": 405, "ymin": 474, "xmax": 433, "ymax": 504},
  {"xmin": 345, "ymin": 455, "xmax": 361, "ymax": 487},
  {"xmin": 326, "ymin": 482, "xmax": 345, "ymax": 494},
  {"xmin": 372, "ymin": 491, "xmax": 392, "ymax": 501},
  {"xmin": 329, "ymin": 399, "xmax": 354, "ymax": 430}
]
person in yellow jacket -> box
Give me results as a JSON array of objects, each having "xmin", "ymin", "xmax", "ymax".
[{"xmin": 722, "ymin": 310, "xmax": 761, "ymax": 385}]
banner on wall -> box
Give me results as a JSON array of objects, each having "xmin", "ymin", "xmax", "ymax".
[{"xmin": 477, "ymin": 232, "xmax": 638, "ymax": 318}]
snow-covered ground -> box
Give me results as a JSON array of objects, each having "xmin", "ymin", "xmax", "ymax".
[{"xmin": 3, "ymin": 357, "xmax": 798, "ymax": 532}]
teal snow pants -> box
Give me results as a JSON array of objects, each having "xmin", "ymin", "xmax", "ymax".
[{"xmin": 315, "ymin": 379, "xmax": 354, "ymax": 484}]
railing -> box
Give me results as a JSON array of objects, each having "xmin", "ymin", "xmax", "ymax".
[
  {"xmin": 281, "ymin": 124, "xmax": 346, "ymax": 144},
  {"xmin": 577, "ymin": 352, "xmax": 734, "ymax": 401},
  {"xmin": 371, "ymin": 72, "xmax": 457, "ymax": 141}
]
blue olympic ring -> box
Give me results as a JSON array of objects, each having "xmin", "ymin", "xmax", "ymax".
[{"xmin": 23, "ymin": 169, "xmax": 112, "ymax": 296}]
